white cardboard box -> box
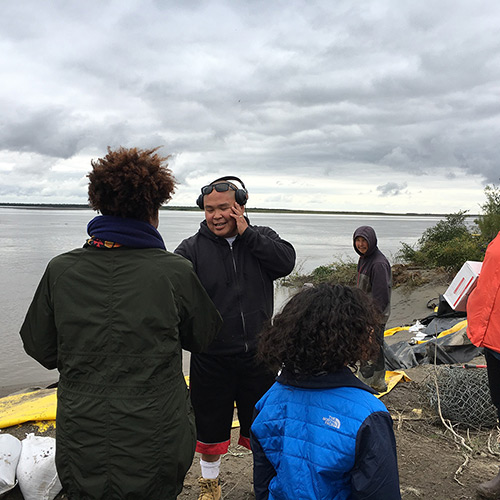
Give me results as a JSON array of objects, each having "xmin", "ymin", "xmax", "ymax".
[{"xmin": 443, "ymin": 261, "xmax": 483, "ymax": 311}]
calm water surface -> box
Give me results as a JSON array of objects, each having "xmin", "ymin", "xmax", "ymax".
[{"xmin": 0, "ymin": 207, "xmax": 443, "ymax": 390}]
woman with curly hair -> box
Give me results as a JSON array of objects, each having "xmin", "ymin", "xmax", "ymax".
[
  {"xmin": 251, "ymin": 284, "xmax": 401, "ymax": 500},
  {"xmin": 20, "ymin": 147, "xmax": 222, "ymax": 500}
]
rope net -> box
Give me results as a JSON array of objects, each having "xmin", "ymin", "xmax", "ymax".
[{"xmin": 425, "ymin": 366, "xmax": 498, "ymax": 428}]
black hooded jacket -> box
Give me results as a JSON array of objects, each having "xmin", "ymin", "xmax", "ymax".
[
  {"xmin": 175, "ymin": 219, "xmax": 296, "ymax": 355},
  {"xmin": 353, "ymin": 226, "xmax": 392, "ymax": 323}
]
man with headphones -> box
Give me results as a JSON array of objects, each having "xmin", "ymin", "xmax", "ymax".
[{"xmin": 175, "ymin": 176, "xmax": 296, "ymax": 500}]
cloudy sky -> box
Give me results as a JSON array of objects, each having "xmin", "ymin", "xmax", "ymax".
[{"xmin": 1, "ymin": 0, "xmax": 499, "ymax": 214}]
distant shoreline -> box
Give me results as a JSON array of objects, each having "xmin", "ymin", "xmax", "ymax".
[{"xmin": 0, "ymin": 202, "xmax": 477, "ymax": 218}]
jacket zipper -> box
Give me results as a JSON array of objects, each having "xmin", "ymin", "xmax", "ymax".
[{"xmin": 229, "ymin": 244, "xmax": 249, "ymax": 352}]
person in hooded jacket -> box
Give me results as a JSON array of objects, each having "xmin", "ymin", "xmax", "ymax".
[
  {"xmin": 353, "ymin": 225, "xmax": 392, "ymax": 392},
  {"xmin": 20, "ymin": 147, "xmax": 222, "ymax": 500},
  {"xmin": 467, "ymin": 230, "xmax": 500, "ymax": 499},
  {"xmin": 250, "ymin": 283, "xmax": 401, "ymax": 500},
  {"xmin": 175, "ymin": 176, "xmax": 296, "ymax": 500}
]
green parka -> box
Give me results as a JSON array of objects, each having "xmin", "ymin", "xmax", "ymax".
[{"xmin": 20, "ymin": 246, "xmax": 222, "ymax": 500}]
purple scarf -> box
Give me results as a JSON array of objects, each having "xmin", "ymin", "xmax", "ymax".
[{"xmin": 87, "ymin": 215, "xmax": 166, "ymax": 250}]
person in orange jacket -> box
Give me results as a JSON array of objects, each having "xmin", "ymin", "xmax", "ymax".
[{"xmin": 467, "ymin": 230, "xmax": 500, "ymax": 499}]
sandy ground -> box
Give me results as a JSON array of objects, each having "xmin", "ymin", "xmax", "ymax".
[{"xmin": 2, "ymin": 272, "xmax": 499, "ymax": 499}]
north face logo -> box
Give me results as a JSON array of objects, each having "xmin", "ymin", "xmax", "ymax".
[{"xmin": 322, "ymin": 415, "xmax": 341, "ymax": 429}]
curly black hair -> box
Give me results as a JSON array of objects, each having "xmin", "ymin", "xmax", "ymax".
[
  {"xmin": 257, "ymin": 284, "xmax": 381, "ymax": 375},
  {"xmin": 87, "ymin": 146, "xmax": 176, "ymax": 222}
]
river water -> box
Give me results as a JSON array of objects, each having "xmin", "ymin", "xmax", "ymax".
[{"xmin": 0, "ymin": 207, "xmax": 443, "ymax": 391}]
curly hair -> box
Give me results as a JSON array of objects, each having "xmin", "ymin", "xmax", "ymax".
[
  {"xmin": 87, "ymin": 147, "xmax": 176, "ymax": 222},
  {"xmin": 257, "ymin": 284, "xmax": 381, "ymax": 375}
]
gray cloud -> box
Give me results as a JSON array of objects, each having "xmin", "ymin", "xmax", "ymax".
[
  {"xmin": 376, "ymin": 182, "xmax": 408, "ymax": 197},
  {"xmin": 0, "ymin": 0, "xmax": 499, "ymax": 211}
]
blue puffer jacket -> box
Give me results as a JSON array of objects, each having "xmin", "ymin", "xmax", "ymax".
[{"xmin": 251, "ymin": 368, "xmax": 401, "ymax": 500}]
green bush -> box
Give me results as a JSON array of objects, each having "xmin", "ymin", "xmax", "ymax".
[
  {"xmin": 396, "ymin": 211, "xmax": 483, "ymax": 272},
  {"xmin": 310, "ymin": 261, "xmax": 357, "ymax": 285},
  {"xmin": 281, "ymin": 259, "xmax": 357, "ymax": 288},
  {"xmin": 475, "ymin": 184, "xmax": 500, "ymax": 246},
  {"xmin": 419, "ymin": 210, "xmax": 472, "ymax": 246},
  {"xmin": 397, "ymin": 242, "xmax": 424, "ymax": 266},
  {"xmin": 423, "ymin": 234, "xmax": 484, "ymax": 270}
]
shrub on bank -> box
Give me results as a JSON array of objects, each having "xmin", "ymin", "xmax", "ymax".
[
  {"xmin": 396, "ymin": 212, "xmax": 484, "ymax": 272},
  {"xmin": 280, "ymin": 259, "xmax": 357, "ymax": 288},
  {"xmin": 475, "ymin": 184, "xmax": 500, "ymax": 248},
  {"xmin": 396, "ymin": 183, "xmax": 500, "ymax": 273},
  {"xmin": 310, "ymin": 260, "xmax": 357, "ymax": 285}
]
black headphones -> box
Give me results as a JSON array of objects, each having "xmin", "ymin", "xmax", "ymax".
[{"xmin": 196, "ymin": 176, "xmax": 248, "ymax": 209}]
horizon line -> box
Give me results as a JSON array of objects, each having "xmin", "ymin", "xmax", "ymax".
[{"xmin": 0, "ymin": 202, "xmax": 479, "ymax": 218}]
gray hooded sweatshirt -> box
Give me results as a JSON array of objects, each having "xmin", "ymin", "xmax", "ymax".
[{"xmin": 353, "ymin": 225, "xmax": 392, "ymax": 323}]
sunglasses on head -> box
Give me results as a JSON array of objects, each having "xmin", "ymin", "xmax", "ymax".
[{"xmin": 201, "ymin": 182, "xmax": 237, "ymax": 196}]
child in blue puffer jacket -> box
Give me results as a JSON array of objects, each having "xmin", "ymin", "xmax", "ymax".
[{"xmin": 250, "ymin": 284, "xmax": 401, "ymax": 500}]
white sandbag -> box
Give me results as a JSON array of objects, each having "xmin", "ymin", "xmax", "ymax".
[
  {"xmin": 16, "ymin": 433, "xmax": 62, "ymax": 500},
  {"xmin": 0, "ymin": 433, "xmax": 22, "ymax": 494}
]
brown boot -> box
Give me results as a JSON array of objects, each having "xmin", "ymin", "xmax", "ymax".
[
  {"xmin": 477, "ymin": 469, "xmax": 500, "ymax": 499},
  {"xmin": 198, "ymin": 477, "xmax": 221, "ymax": 500}
]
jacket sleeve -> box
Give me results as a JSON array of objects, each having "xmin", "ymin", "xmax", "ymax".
[
  {"xmin": 19, "ymin": 266, "xmax": 58, "ymax": 370},
  {"xmin": 370, "ymin": 261, "xmax": 391, "ymax": 316},
  {"xmin": 351, "ymin": 411, "xmax": 401, "ymax": 500},
  {"xmin": 250, "ymin": 415, "xmax": 275, "ymax": 500},
  {"xmin": 174, "ymin": 238, "xmax": 192, "ymax": 261},
  {"xmin": 467, "ymin": 232, "xmax": 500, "ymax": 349},
  {"xmin": 239, "ymin": 225, "xmax": 296, "ymax": 280},
  {"xmin": 176, "ymin": 263, "xmax": 223, "ymax": 353}
]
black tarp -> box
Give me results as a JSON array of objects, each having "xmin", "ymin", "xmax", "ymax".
[{"xmin": 384, "ymin": 296, "xmax": 482, "ymax": 369}]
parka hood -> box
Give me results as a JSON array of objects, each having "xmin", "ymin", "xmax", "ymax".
[{"xmin": 353, "ymin": 225, "xmax": 378, "ymax": 257}]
